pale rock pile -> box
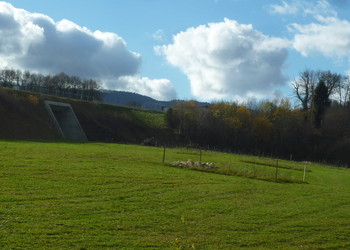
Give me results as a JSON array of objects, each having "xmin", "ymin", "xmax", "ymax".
[{"xmin": 172, "ymin": 159, "xmax": 218, "ymax": 169}]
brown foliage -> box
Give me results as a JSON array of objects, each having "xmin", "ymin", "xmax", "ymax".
[{"xmin": 166, "ymin": 99, "xmax": 350, "ymax": 167}]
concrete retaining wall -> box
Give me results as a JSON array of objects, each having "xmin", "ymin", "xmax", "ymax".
[{"xmin": 45, "ymin": 101, "xmax": 88, "ymax": 141}]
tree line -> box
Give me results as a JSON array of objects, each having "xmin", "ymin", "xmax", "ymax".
[
  {"xmin": 166, "ymin": 69, "xmax": 350, "ymax": 167},
  {"xmin": 292, "ymin": 69, "xmax": 350, "ymax": 127},
  {"xmin": 0, "ymin": 68, "xmax": 102, "ymax": 101}
]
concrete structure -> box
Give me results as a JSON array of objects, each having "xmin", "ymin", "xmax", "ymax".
[{"xmin": 45, "ymin": 101, "xmax": 88, "ymax": 141}]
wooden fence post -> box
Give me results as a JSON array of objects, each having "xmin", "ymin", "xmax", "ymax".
[{"xmin": 303, "ymin": 162, "xmax": 307, "ymax": 182}]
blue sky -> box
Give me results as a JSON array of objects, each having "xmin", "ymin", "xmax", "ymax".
[{"xmin": 1, "ymin": 0, "xmax": 350, "ymax": 102}]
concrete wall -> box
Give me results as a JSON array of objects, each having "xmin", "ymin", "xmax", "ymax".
[{"xmin": 45, "ymin": 101, "xmax": 88, "ymax": 141}]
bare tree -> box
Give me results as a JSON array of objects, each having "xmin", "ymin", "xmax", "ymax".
[
  {"xmin": 343, "ymin": 77, "xmax": 350, "ymax": 105},
  {"xmin": 22, "ymin": 71, "xmax": 31, "ymax": 86},
  {"xmin": 292, "ymin": 69, "xmax": 317, "ymax": 111},
  {"xmin": 333, "ymin": 76, "xmax": 350, "ymax": 106},
  {"xmin": 318, "ymin": 70, "xmax": 342, "ymax": 99},
  {"xmin": 1, "ymin": 69, "xmax": 17, "ymax": 87},
  {"xmin": 293, "ymin": 69, "xmax": 344, "ymax": 110}
]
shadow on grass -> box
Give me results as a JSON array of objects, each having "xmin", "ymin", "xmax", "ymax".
[
  {"xmin": 241, "ymin": 160, "xmax": 312, "ymax": 172},
  {"xmin": 166, "ymin": 162, "xmax": 307, "ymax": 184}
]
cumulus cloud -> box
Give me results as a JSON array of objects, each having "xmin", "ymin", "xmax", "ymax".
[
  {"xmin": 270, "ymin": 0, "xmax": 350, "ymax": 83},
  {"xmin": 108, "ymin": 76, "xmax": 177, "ymax": 101},
  {"xmin": 291, "ymin": 16, "xmax": 350, "ymax": 57},
  {"xmin": 156, "ymin": 18, "xmax": 289, "ymax": 101},
  {"xmin": 0, "ymin": 2, "xmax": 177, "ymax": 100},
  {"xmin": 0, "ymin": 2, "xmax": 141, "ymax": 79}
]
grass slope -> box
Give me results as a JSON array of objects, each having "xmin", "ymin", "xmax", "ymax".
[
  {"xmin": 0, "ymin": 87, "xmax": 172, "ymax": 144},
  {"xmin": 1, "ymin": 141, "xmax": 350, "ymax": 249}
]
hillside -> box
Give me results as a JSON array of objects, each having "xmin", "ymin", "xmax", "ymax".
[
  {"xmin": 102, "ymin": 90, "xmax": 210, "ymax": 111},
  {"xmin": 0, "ymin": 87, "xmax": 176, "ymax": 144},
  {"xmin": 1, "ymin": 141, "xmax": 350, "ymax": 248},
  {"xmin": 102, "ymin": 90, "xmax": 175, "ymax": 111}
]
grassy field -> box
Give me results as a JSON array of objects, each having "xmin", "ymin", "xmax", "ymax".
[{"xmin": 1, "ymin": 141, "xmax": 350, "ymax": 249}]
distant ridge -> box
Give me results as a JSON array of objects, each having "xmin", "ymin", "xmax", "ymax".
[{"xmin": 102, "ymin": 90, "xmax": 209, "ymax": 111}]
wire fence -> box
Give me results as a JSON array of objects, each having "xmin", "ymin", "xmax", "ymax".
[{"xmin": 2, "ymin": 83, "xmax": 102, "ymax": 102}]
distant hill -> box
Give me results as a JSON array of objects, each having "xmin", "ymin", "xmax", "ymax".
[{"xmin": 102, "ymin": 90, "xmax": 209, "ymax": 111}]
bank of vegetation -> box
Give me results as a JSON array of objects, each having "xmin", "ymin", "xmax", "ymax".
[
  {"xmin": 0, "ymin": 87, "xmax": 172, "ymax": 144},
  {"xmin": 2, "ymin": 67, "xmax": 350, "ymax": 167},
  {"xmin": 165, "ymin": 69, "xmax": 350, "ymax": 167}
]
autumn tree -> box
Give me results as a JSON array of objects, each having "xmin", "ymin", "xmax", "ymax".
[
  {"xmin": 209, "ymin": 102, "xmax": 252, "ymax": 151},
  {"xmin": 165, "ymin": 101, "xmax": 208, "ymax": 144},
  {"xmin": 252, "ymin": 116, "xmax": 272, "ymax": 152}
]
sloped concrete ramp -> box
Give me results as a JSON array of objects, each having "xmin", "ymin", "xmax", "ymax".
[{"xmin": 45, "ymin": 101, "xmax": 88, "ymax": 141}]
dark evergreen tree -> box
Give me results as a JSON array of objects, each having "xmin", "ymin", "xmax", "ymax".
[{"xmin": 313, "ymin": 80, "xmax": 331, "ymax": 128}]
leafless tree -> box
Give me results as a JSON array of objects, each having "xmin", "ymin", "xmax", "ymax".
[
  {"xmin": 292, "ymin": 69, "xmax": 317, "ymax": 111},
  {"xmin": 333, "ymin": 76, "xmax": 350, "ymax": 106},
  {"xmin": 292, "ymin": 69, "xmax": 343, "ymax": 110},
  {"xmin": 318, "ymin": 70, "xmax": 342, "ymax": 99}
]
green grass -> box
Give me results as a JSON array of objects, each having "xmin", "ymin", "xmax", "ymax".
[
  {"xmin": 1, "ymin": 141, "xmax": 350, "ymax": 249},
  {"xmin": 131, "ymin": 109, "xmax": 167, "ymax": 129},
  {"xmin": 241, "ymin": 159, "xmax": 311, "ymax": 172},
  {"xmin": 167, "ymin": 148, "xmax": 309, "ymax": 183},
  {"xmin": 98, "ymin": 103, "xmax": 166, "ymax": 129}
]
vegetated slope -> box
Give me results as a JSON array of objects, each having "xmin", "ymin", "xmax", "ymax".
[
  {"xmin": 0, "ymin": 88, "xmax": 60, "ymax": 140},
  {"xmin": 0, "ymin": 87, "xmax": 176, "ymax": 144},
  {"xmin": 1, "ymin": 141, "xmax": 350, "ymax": 249}
]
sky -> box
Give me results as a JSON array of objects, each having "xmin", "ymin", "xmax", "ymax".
[{"xmin": 1, "ymin": 0, "xmax": 350, "ymax": 102}]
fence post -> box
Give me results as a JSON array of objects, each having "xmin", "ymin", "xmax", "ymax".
[
  {"xmin": 303, "ymin": 163, "xmax": 307, "ymax": 182},
  {"xmin": 200, "ymin": 149, "xmax": 202, "ymax": 163}
]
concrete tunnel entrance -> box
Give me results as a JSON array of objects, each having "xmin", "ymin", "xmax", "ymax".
[{"xmin": 45, "ymin": 101, "xmax": 88, "ymax": 141}]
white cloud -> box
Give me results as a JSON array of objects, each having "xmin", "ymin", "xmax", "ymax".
[
  {"xmin": 152, "ymin": 29, "xmax": 166, "ymax": 42},
  {"xmin": 0, "ymin": 2, "xmax": 141, "ymax": 79},
  {"xmin": 271, "ymin": 0, "xmax": 350, "ymax": 81},
  {"xmin": 270, "ymin": 1, "xmax": 299, "ymax": 15},
  {"xmin": 291, "ymin": 16, "xmax": 350, "ymax": 57},
  {"xmin": 270, "ymin": 0, "xmax": 337, "ymax": 17},
  {"xmin": 303, "ymin": 0, "xmax": 337, "ymax": 16},
  {"xmin": 156, "ymin": 18, "xmax": 289, "ymax": 101},
  {"xmin": 0, "ymin": 2, "xmax": 177, "ymax": 100},
  {"xmin": 106, "ymin": 76, "xmax": 177, "ymax": 101}
]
